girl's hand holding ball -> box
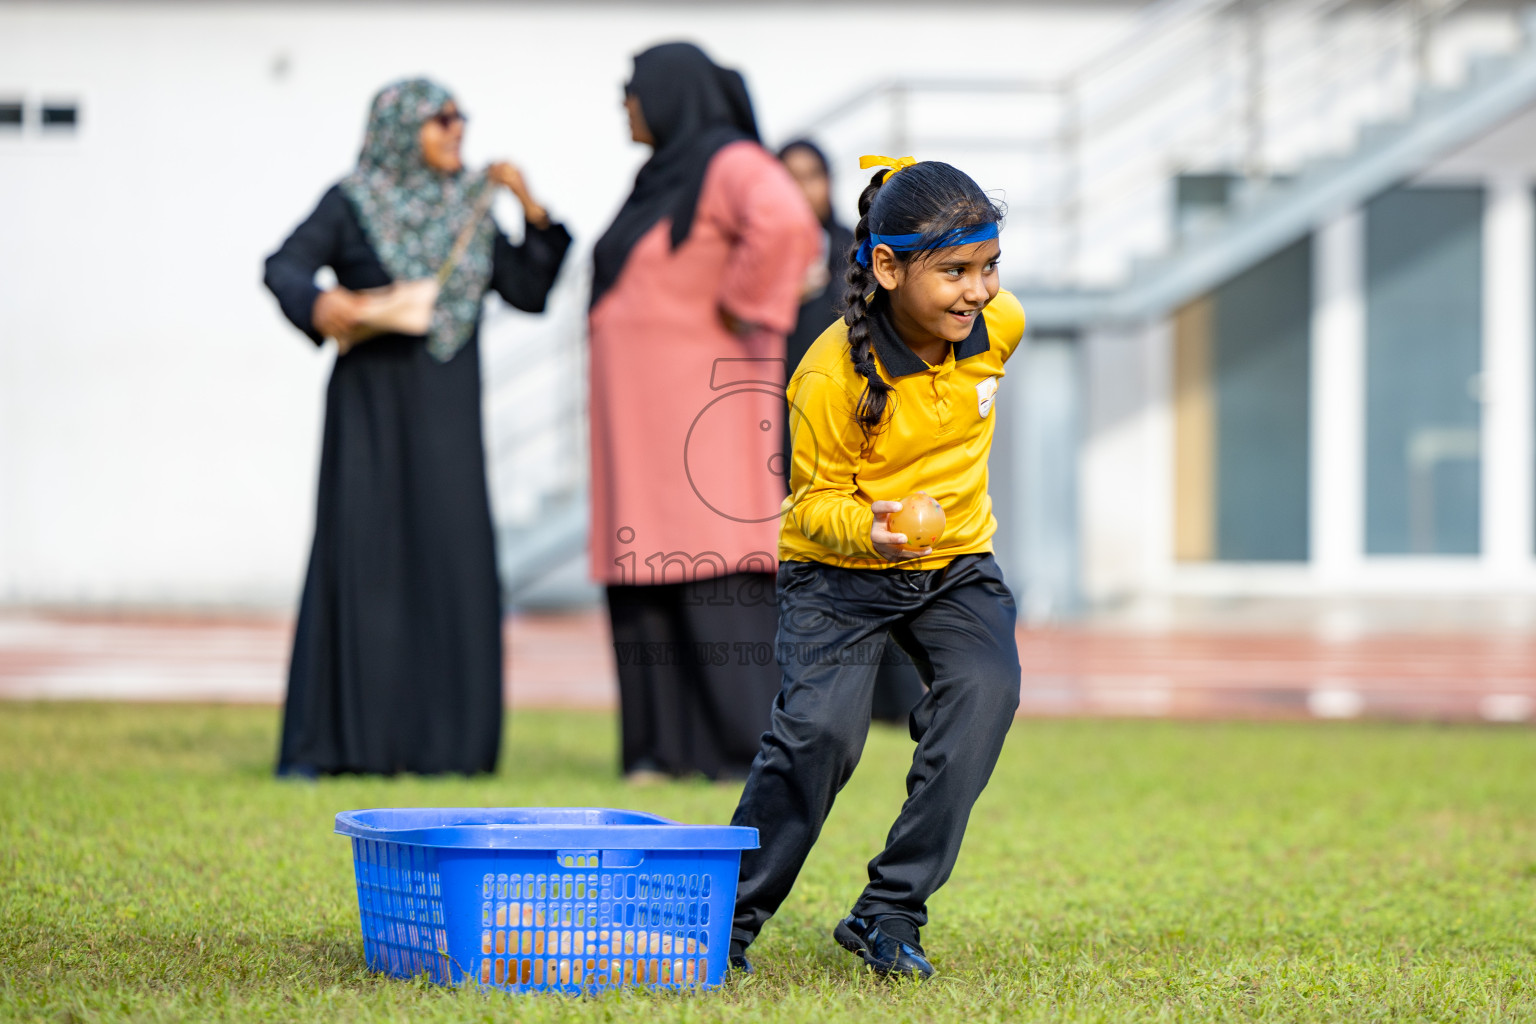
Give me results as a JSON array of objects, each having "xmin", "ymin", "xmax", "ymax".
[{"xmin": 871, "ymin": 493, "xmax": 945, "ymax": 561}]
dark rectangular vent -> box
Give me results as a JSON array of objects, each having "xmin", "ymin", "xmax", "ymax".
[
  {"xmin": 41, "ymin": 103, "xmax": 78, "ymax": 127},
  {"xmin": 0, "ymin": 101, "xmax": 21, "ymax": 127}
]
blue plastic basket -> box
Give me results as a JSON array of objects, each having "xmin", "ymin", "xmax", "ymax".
[{"xmin": 334, "ymin": 807, "xmax": 758, "ymax": 993}]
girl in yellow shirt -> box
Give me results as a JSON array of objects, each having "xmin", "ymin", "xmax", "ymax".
[{"xmin": 728, "ymin": 157, "xmax": 1025, "ymax": 979}]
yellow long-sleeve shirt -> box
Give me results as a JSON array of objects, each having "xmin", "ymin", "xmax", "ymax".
[{"xmin": 779, "ymin": 289, "xmax": 1026, "ymax": 568}]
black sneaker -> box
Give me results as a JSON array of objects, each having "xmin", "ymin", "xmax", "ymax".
[
  {"xmin": 833, "ymin": 914, "xmax": 934, "ymax": 979},
  {"xmin": 728, "ymin": 941, "xmax": 754, "ymax": 975}
]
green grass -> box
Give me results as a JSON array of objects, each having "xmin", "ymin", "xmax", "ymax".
[{"xmin": 1, "ymin": 704, "xmax": 1534, "ymax": 1023}]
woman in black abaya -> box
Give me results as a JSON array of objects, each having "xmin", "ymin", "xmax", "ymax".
[{"xmin": 264, "ymin": 78, "xmax": 570, "ymax": 776}]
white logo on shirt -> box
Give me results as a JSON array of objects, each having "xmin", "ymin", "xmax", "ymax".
[{"xmin": 976, "ymin": 376, "xmax": 998, "ymax": 417}]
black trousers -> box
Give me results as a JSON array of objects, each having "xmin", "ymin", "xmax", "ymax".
[
  {"xmin": 871, "ymin": 638, "xmax": 927, "ymax": 724},
  {"xmin": 729, "ymin": 554, "xmax": 1021, "ymax": 948},
  {"xmin": 606, "ymin": 573, "xmax": 781, "ymax": 781}
]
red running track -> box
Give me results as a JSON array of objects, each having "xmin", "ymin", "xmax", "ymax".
[{"xmin": 0, "ymin": 609, "xmax": 1532, "ymax": 723}]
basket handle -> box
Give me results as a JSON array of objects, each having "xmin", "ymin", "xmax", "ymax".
[{"xmin": 601, "ymin": 849, "xmax": 645, "ymax": 869}]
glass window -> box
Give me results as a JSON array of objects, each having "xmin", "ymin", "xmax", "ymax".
[
  {"xmin": 1364, "ymin": 186, "xmax": 1483, "ymax": 555},
  {"xmin": 1174, "ymin": 237, "xmax": 1312, "ymax": 561}
]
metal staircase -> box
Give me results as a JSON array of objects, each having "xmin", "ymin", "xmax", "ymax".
[
  {"xmin": 1031, "ymin": 9, "xmax": 1536, "ymax": 327},
  {"xmin": 480, "ymin": 266, "xmax": 593, "ymax": 608}
]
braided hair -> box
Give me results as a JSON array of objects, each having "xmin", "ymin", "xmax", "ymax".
[{"xmin": 842, "ymin": 161, "xmax": 1003, "ymax": 444}]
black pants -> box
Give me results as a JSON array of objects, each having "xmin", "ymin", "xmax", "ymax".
[
  {"xmin": 606, "ymin": 573, "xmax": 780, "ymax": 780},
  {"xmin": 729, "ymin": 554, "xmax": 1021, "ymax": 948},
  {"xmin": 871, "ymin": 638, "xmax": 927, "ymax": 724}
]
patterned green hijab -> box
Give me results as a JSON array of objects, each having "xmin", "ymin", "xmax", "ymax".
[{"xmin": 341, "ymin": 78, "xmax": 495, "ymax": 363}]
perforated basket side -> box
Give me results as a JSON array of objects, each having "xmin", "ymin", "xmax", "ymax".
[
  {"xmin": 464, "ymin": 848, "xmax": 739, "ymax": 991},
  {"xmin": 352, "ymin": 839, "xmax": 450, "ymax": 983}
]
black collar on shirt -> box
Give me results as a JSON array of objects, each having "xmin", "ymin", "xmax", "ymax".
[{"xmin": 868, "ymin": 295, "xmax": 992, "ymax": 377}]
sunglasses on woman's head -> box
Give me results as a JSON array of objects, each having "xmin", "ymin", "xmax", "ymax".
[{"xmin": 429, "ymin": 110, "xmax": 466, "ymax": 129}]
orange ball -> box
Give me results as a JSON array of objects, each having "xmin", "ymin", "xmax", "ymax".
[{"xmin": 889, "ymin": 492, "xmax": 945, "ymax": 551}]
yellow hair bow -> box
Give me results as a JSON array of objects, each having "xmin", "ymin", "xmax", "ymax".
[{"xmin": 859, "ymin": 154, "xmax": 917, "ymax": 182}]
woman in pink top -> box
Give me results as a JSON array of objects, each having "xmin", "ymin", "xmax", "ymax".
[{"xmin": 589, "ymin": 42, "xmax": 819, "ymax": 781}]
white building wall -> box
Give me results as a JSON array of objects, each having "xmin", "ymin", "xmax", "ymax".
[
  {"xmin": 1079, "ymin": 321, "xmax": 1171, "ymax": 603},
  {"xmin": 0, "ymin": 0, "xmax": 1138, "ymax": 607},
  {"xmin": 15, "ymin": 2, "xmax": 1534, "ymax": 609}
]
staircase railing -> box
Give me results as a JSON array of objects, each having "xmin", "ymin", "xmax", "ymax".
[
  {"xmin": 481, "ymin": 265, "xmax": 593, "ymax": 603},
  {"xmin": 793, "ymin": 0, "xmax": 1517, "ymax": 289}
]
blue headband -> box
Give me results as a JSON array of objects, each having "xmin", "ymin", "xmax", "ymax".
[{"xmin": 854, "ymin": 222, "xmax": 1000, "ymax": 267}]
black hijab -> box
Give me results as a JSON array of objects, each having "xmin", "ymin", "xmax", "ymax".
[{"xmin": 591, "ymin": 42, "xmax": 760, "ymax": 307}]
